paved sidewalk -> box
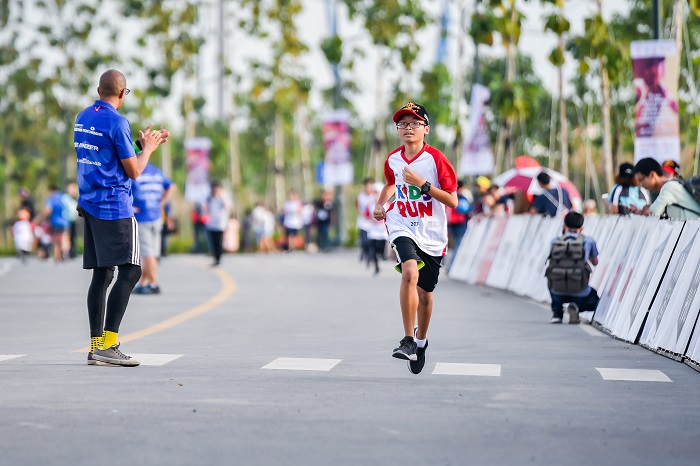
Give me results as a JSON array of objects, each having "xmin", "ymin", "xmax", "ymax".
[{"xmin": 1, "ymin": 252, "xmax": 699, "ymax": 466}]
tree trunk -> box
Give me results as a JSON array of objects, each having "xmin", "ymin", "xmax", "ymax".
[
  {"xmin": 229, "ymin": 118, "xmax": 245, "ymax": 221},
  {"xmin": 274, "ymin": 112, "xmax": 285, "ymax": 213},
  {"xmin": 369, "ymin": 47, "xmax": 387, "ymax": 180},
  {"xmin": 596, "ymin": 0, "xmax": 613, "ymax": 189},
  {"xmin": 600, "ymin": 65, "xmax": 614, "ymax": 190},
  {"xmin": 296, "ymin": 105, "xmax": 313, "ymax": 202},
  {"xmin": 558, "ymin": 35, "xmax": 568, "ymax": 178}
]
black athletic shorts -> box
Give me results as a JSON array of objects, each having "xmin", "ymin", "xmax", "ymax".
[
  {"xmin": 80, "ymin": 206, "xmax": 140, "ymax": 269},
  {"xmin": 391, "ymin": 236, "xmax": 443, "ymax": 292}
]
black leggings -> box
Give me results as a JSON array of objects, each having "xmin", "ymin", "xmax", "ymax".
[
  {"xmin": 87, "ymin": 264, "xmax": 142, "ymax": 337},
  {"xmin": 208, "ymin": 230, "xmax": 224, "ymax": 264}
]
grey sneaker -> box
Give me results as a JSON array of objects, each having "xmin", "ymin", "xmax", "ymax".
[
  {"xmin": 87, "ymin": 352, "xmax": 115, "ymax": 366},
  {"xmin": 567, "ymin": 303, "xmax": 580, "ymax": 324},
  {"xmin": 550, "ymin": 316, "xmax": 563, "ymax": 324},
  {"xmin": 93, "ymin": 344, "xmax": 140, "ymax": 367}
]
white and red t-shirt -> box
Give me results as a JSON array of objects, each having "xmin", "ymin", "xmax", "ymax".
[
  {"xmin": 384, "ymin": 143, "xmax": 458, "ymax": 256},
  {"xmin": 356, "ymin": 191, "xmax": 376, "ymax": 231}
]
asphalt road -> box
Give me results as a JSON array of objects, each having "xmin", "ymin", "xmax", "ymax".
[{"xmin": 1, "ymin": 251, "xmax": 699, "ymax": 466}]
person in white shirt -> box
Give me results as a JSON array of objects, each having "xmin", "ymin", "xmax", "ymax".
[
  {"xmin": 282, "ymin": 190, "xmax": 304, "ymax": 252},
  {"xmin": 373, "ymin": 102, "xmax": 458, "ymax": 375},
  {"xmin": 12, "ymin": 207, "xmax": 34, "ymax": 262},
  {"xmin": 205, "ymin": 182, "xmax": 232, "ymax": 266}
]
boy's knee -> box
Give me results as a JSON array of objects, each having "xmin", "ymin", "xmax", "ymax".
[
  {"xmin": 401, "ymin": 261, "xmax": 419, "ymax": 283},
  {"xmin": 418, "ymin": 289, "xmax": 432, "ymax": 306}
]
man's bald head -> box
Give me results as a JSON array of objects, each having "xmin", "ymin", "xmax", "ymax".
[{"xmin": 98, "ymin": 69, "xmax": 126, "ymax": 99}]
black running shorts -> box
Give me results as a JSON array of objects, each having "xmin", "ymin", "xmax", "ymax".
[
  {"xmin": 80, "ymin": 207, "xmax": 140, "ymax": 269},
  {"xmin": 391, "ymin": 236, "xmax": 443, "ymax": 292}
]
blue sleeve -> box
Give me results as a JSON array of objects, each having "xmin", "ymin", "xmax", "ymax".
[
  {"xmin": 114, "ymin": 118, "xmax": 136, "ymax": 160},
  {"xmin": 456, "ymin": 196, "xmax": 472, "ymax": 214},
  {"xmin": 585, "ymin": 237, "xmax": 599, "ymax": 260}
]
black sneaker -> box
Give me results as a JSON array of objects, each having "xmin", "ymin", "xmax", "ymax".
[
  {"xmin": 148, "ymin": 284, "xmax": 161, "ymax": 294},
  {"xmin": 408, "ymin": 339, "xmax": 428, "ymax": 374},
  {"xmin": 392, "ymin": 336, "xmax": 417, "ymax": 361}
]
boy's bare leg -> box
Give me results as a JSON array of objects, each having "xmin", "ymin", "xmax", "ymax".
[
  {"xmin": 400, "ymin": 260, "xmax": 420, "ymax": 336},
  {"xmin": 416, "ymin": 288, "xmax": 433, "ymax": 340}
]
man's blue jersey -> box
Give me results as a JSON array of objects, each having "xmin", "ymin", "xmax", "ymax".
[
  {"xmin": 46, "ymin": 192, "xmax": 70, "ymax": 228},
  {"xmin": 74, "ymin": 100, "xmax": 136, "ymax": 220},
  {"xmin": 132, "ymin": 163, "xmax": 172, "ymax": 222}
]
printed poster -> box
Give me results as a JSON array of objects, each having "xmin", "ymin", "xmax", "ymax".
[
  {"xmin": 184, "ymin": 137, "xmax": 212, "ymax": 204},
  {"xmin": 461, "ymin": 83, "xmax": 494, "ymax": 176},
  {"xmin": 631, "ymin": 40, "xmax": 680, "ymax": 164},
  {"xmin": 322, "ymin": 109, "xmax": 353, "ymax": 186}
]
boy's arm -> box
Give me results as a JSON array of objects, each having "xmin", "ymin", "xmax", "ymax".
[
  {"xmin": 373, "ymin": 184, "xmax": 395, "ymax": 220},
  {"xmin": 401, "ymin": 166, "xmax": 457, "ymax": 208}
]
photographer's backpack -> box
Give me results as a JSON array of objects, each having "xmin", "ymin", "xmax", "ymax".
[{"xmin": 545, "ymin": 235, "xmax": 591, "ymax": 294}]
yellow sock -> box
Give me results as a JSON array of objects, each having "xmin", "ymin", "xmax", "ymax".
[
  {"xmin": 90, "ymin": 337, "xmax": 101, "ymax": 354},
  {"xmin": 101, "ymin": 330, "xmax": 118, "ymax": 349}
]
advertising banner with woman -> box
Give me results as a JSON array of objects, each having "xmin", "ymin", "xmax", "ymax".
[{"xmin": 631, "ymin": 40, "xmax": 680, "ymax": 163}]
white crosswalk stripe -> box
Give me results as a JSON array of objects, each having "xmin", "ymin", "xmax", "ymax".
[
  {"xmin": 262, "ymin": 357, "xmax": 342, "ymax": 371},
  {"xmin": 0, "ymin": 355, "xmax": 25, "ymax": 362},
  {"xmin": 596, "ymin": 368, "xmax": 672, "ymax": 382},
  {"xmin": 432, "ymin": 363, "xmax": 502, "ymax": 377},
  {"xmin": 127, "ymin": 354, "xmax": 184, "ymax": 366}
]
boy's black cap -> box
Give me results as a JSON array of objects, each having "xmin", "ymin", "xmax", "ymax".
[
  {"xmin": 618, "ymin": 162, "xmax": 634, "ymax": 176},
  {"xmin": 393, "ymin": 102, "xmax": 430, "ymax": 125}
]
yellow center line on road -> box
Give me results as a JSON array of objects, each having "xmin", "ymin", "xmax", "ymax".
[{"xmin": 73, "ymin": 264, "xmax": 236, "ymax": 352}]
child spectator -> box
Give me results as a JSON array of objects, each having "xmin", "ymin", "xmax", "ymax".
[{"xmin": 12, "ymin": 207, "xmax": 34, "ymax": 262}]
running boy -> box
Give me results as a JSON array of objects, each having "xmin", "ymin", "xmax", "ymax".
[{"xmin": 373, "ymin": 102, "xmax": 458, "ymax": 374}]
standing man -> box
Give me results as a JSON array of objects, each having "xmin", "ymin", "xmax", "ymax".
[
  {"xmin": 373, "ymin": 102, "xmax": 458, "ymax": 375},
  {"xmin": 529, "ymin": 172, "xmax": 572, "ymax": 217},
  {"xmin": 74, "ymin": 69, "xmax": 168, "ymax": 366},
  {"xmin": 132, "ymin": 162, "xmax": 174, "ymax": 294}
]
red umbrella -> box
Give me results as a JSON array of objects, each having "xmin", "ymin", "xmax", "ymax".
[{"xmin": 492, "ymin": 156, "xmax": 582, "ymax": 210}]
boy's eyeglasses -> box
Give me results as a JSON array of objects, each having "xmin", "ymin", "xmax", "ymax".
[{"xmin": 396, "ymin": 121, "xmax": 427, "ymax": 129}]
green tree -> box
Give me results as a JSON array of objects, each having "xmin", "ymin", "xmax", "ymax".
[{"xmin": 567, "ymin": 4, "xmax": 627, "ymax": 189}]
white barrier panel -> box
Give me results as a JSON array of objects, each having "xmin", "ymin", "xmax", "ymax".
[
  {"xmin": 594, "ymin": 217, "xmax": 649, "ymax": 329},
  {"xmin": 448, "ymin": 217, "xmax": 490, "ymax": 282},
  {"xmin": 470, "ymin": 217, "xmax": 509, "ymax": 286},
  {"xmin": 684, "ymin": 320, "xmax": 700, "ymax": 369},
  {"xmin": 505, "ymin": 215, "xmax": 542, "ymax": 293},
  {"xmin": 583, "ymin": 215, "xmax": 601, "ymax": 240},
  {"xmin": 485, "ymin": 216, "xmax": 531, "ymax": 290},
  {"xmin": 589, "ymin": 216, "xmax": 623, "ymax": 294},
  {"xmin": 639, "ymin": 221, "xmax": 697, "ymax": 350},
  {"xmin": 641, "ymin": 221, "xmax": 700, "ymax": 359},
  {"xmin": 523, "ymin": 217, "xmax": 563, "ymax": 302},
  {"xmin": 608, "ymin": 220, "xmax": 685, "ymax": 343}
]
